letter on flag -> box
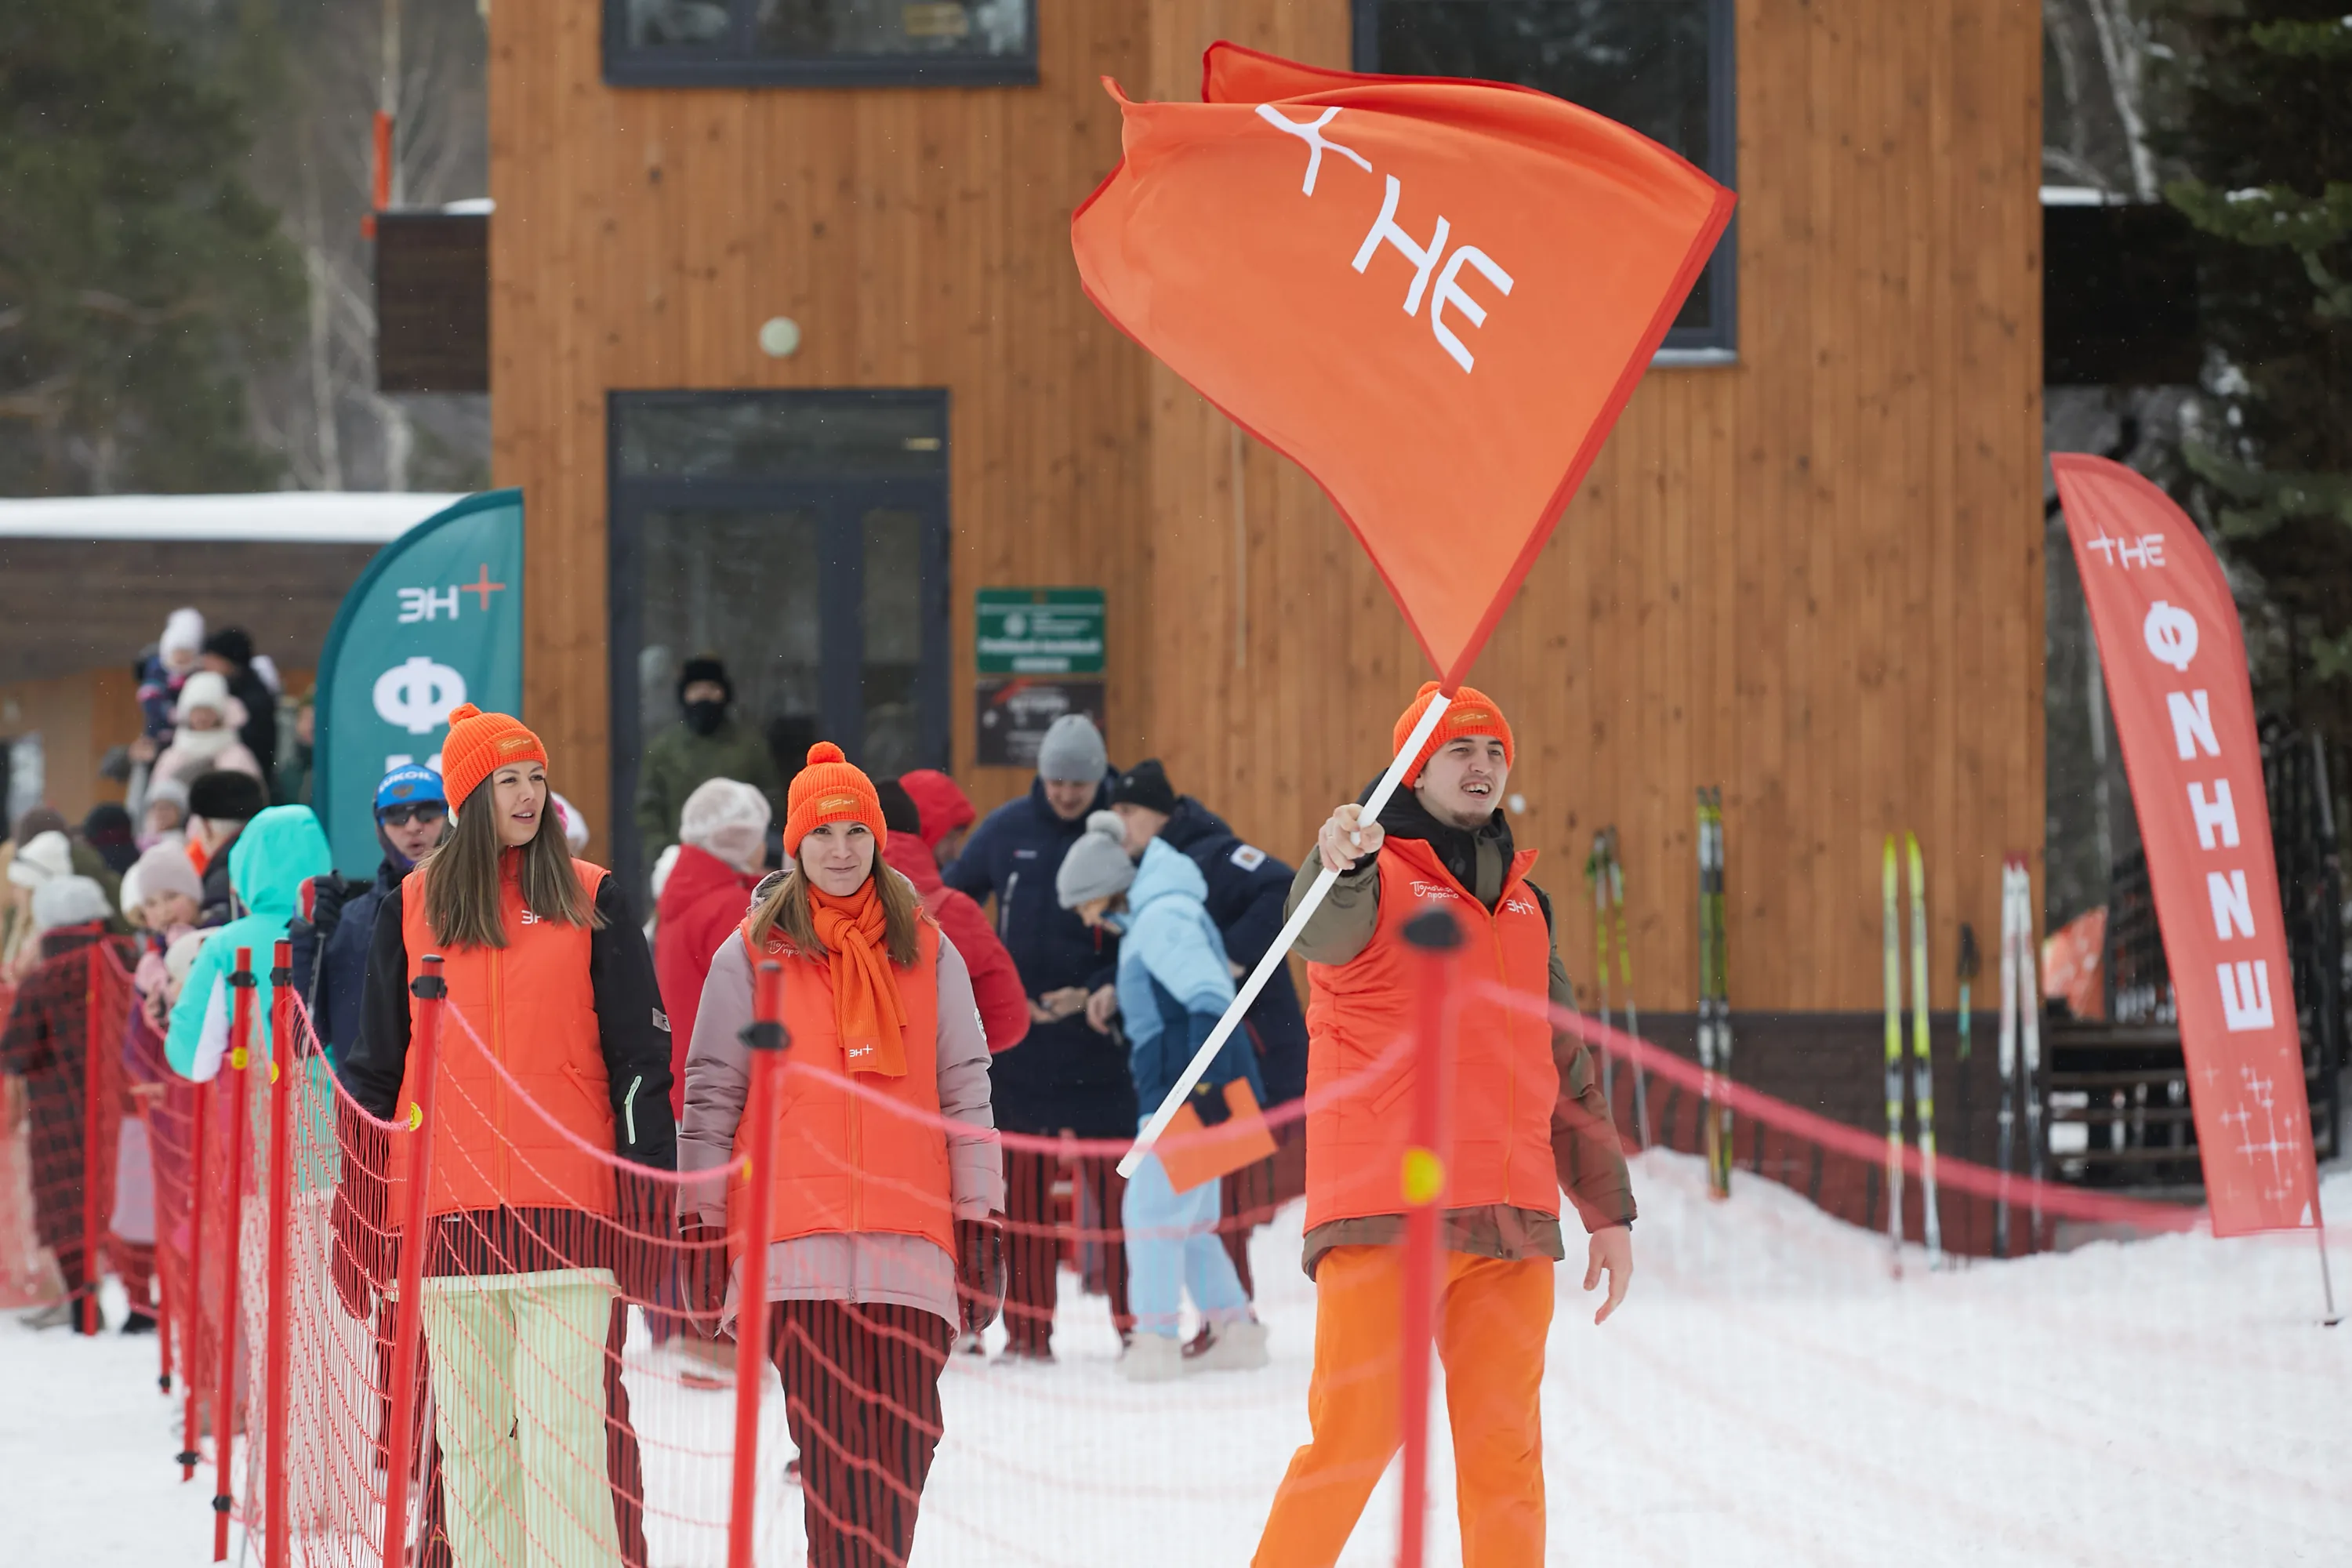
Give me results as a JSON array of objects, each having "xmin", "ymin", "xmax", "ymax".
[
  {"xmin": 2052, "ymin": 454, "xmax": 2321, "ymax": 1236},
  {"xmin": 1071, "ymin": 43, "xmax": 1735, "ymax": 686}
]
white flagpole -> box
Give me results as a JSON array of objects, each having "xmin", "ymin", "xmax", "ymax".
[{"xmin": 1116, "ymin": 692, "xmax": 1454, "ymax": 1178}]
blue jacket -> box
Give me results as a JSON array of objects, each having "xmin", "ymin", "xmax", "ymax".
[
  {"xmin": 1114, "ymin": 840, "xmax": 1263, "ymax": 1112},
  {"xmin": 942, "ymin": 775, "xmax": 1132, "ymax": 1134},
  {"xmin": 1155, "ymin": 797, "xmax": 1311, "ymax": 1106}
]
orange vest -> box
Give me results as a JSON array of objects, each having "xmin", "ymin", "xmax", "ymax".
[
  {"xmin": 1303, "ymin": 835, "xmax": 1559, "ymax": 1229},
  {"xmin": 730, "ymin": 915, "xmax": 953, "ymax": 1259},
  {"xmin": 391, "ymin": 857, "xmax": 619, "ymax": 1220}
]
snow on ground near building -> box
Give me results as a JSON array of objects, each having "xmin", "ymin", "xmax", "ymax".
[{"xmin": 8, "ymin": 1149, "xmax": 2348, "ymax": 1566}]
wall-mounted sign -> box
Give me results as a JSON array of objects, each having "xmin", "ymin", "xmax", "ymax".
[
  {"xmin": 976, "ymin": 586, "xmax": 1105, "ymax": 675},
  {"xmin": 975, "ymin": 677, "xmax": 1105, "ymax": 769},
  {"xmin": 314, "ymin": 490, "xmax": 524, "ymax": 875}
]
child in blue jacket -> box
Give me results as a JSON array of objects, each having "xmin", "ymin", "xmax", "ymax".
[{"xmin": 1058, "ymin": 811, "xmax": 1269, "ymax": 1382}]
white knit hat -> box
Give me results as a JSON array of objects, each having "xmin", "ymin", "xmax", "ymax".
[
  {"xmin": 176, "ymin": 669, "xmax": 236, "ymax": 724},
  {"xmin": 6, "ymin": 829, "xmax": 73, "ymax": 890},
  {"xmin": 1056, "ymin": 811, "xmax": 1138, "ymax": 909},
  {"xmin": 33, "ymin": 875, "xmax": 112, "ymax": 934},
  {"xmin": 128, "ymin": 843, "xmax": 203, "ymax": 910},
  {"xmin": 679, "ymin": 778, "xmax": 771, "ymax": 870},
  {"xmin": 160, "ymin": 607, "xmax": 205, "ymax": 659}
]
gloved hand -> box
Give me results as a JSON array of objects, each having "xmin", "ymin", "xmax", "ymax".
[
  {"xmin": 680, "ymin": 1222, "xmax": 732, "ymax": 1340},
  {"xmin": 956, "ymin": 1215, "xmax": 1006, "ymax": 1337}
]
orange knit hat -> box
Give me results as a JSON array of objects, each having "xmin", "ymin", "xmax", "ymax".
[
  {"xmin": 1393, "ymin": 681, "xmax": 1514, "ymax": 786},
  {"xmin": 784, "ymin": 742, "xmax": 887, "ymax": 856},
  {"xmin": 440, "ymin": 703, "xmax": 548, "ymax": 809}
]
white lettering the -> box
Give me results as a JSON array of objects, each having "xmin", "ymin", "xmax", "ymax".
[
  {"xmin": 2218, "ymin": 960, "xmax": 2274, "ymax": 1032},
  {"xmin": 1352, "ymin": 175, "xmax": 1450, "ymax": 318},
  {"xmin": 1429, "ymin": 244, "xmax": 1514, "ymax": 373},
  {"xmin": 2207, "ymin": 869, "xmax": 2254, "ymax": 940},
  {"xmin": 2188, "ymin": 779, "xmax": 2240, "ymax": 850},
  {"xmin": 2167, "ymin": 690, "xmax": 2220, "ymax": 760},
  {"xmin": 1256, "ymin": 103, "xmax": 1371, "ymax": 197},
  {"xmin": 397, "ymin": 586, "xmax": 460, "ymax": 623}
]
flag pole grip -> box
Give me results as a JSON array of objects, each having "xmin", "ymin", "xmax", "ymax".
[{"xmin": 1117, "ymin": 692, "xmax": 1453, "ymax": 1178}]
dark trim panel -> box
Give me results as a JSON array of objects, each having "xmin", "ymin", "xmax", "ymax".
[{"xmin": 603, "ymin": 0, "xmax": 1039, "ymax": 89}]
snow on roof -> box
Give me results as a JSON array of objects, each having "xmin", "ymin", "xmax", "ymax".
[{"xmin": 0, "ymin": 492, "xmax": 470, "ymax": 544}]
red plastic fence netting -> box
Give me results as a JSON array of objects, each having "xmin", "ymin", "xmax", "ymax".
[{"xmin": 24, "ymin": 934, "xmax": 2347, "ymax": 1566}]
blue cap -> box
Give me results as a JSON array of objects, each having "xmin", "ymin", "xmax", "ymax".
[{"xmin": 375, "ymin": 764, "xmax": 447, "ymax": 813}]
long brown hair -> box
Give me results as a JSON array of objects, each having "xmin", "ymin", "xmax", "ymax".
[
  {"xmin": 746, "ymin": 858, "xmax": 924, "ymax": 968},
  {"xmin": 420, "ymin": 774, "xmax": 600, "ymax": 950}
]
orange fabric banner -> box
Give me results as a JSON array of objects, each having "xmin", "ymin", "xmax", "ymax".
[
  {"xmin": 2052, "ymin": 454, "xmax": 2321, "ymax": 1236},
  {"xmin": 1072, "ymin": 42, "xmax": 1734, "ymax": 685}
]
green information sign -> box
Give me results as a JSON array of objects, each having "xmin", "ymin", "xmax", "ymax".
[
  {"xmin": 314, "ymin": 491, "xmax": 524, "ymax": 876},
  {"xmin": 975, "ymin": 587, "xmax": 1105, "ymax": 674}
]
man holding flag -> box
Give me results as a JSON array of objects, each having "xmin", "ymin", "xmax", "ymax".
[{"xmin": 1254, "ymin": 681, "xmax": 1634, "ymax": 1568}]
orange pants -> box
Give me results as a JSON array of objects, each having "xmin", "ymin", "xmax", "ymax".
[{"xmin": 1254, "ymin": 1244, "xmax": 1553, "ymax": 1568}]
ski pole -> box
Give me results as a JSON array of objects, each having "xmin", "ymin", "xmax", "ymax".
[
  {"xmin": 1907, "ymin": 834, "xmax": 1940, "ymax": 1267},
  {"xmin": 1120, "ymin": 691, "xmax": 1454, "ymax": 1178},
  {"xmin": 1586, "ymin": 832, "xmax": 1616, "ymax": 1131},
  {"xmin": 1882, "ymin": 839, "xmax": 1904, "ymax": 1272}
]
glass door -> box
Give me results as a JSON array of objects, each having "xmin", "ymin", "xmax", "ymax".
[{"xmin": 608, "ymin": 390, "xmax": 950, "ymax": 904}]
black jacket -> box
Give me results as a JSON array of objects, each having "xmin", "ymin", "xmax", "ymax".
[
  {"xmin": 343, "ymin": 876, "xmax": 677, "ymax": 1175},
  {"xmin": 287, "ymin": 858, "xmax": 405, "ymax": 1065},
  {"xmin": 1155, "ymin": 797, "xmax": 1311, "ymax": 1107},
  {"xmin": 198, "ymin": 829, "xmax": 241, "ymax": 927},
  {"xmin": 226, "ymin": 666, "xmax": 278, "ymax": 782},
  {"xmin": 941, "ymin": 774, "xmax": 1131, "ymax": 1135}
]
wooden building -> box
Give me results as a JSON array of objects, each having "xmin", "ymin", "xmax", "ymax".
[{"xmin": 492, "ymin": 0, "xmax": 2043, "ymax": 1123}]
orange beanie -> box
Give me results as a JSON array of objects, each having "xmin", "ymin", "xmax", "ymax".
[
  {"xmin": 784, "ymin": 742, "xmax": 887, "ymax": 856},
  {"xmin": 440, "ymin": 703, "xmax": 548, "ymax": 809},
  {"xmin": 1393, "ymin": 681, "xmax": 1514, "ymax": 786}
]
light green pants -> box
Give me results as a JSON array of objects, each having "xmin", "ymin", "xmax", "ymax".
[{"xmin": 418, "ymin": 1271, "xmax": 622, "ymax": 1568}]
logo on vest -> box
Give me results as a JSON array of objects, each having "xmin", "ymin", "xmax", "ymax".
[
  {"xmin": 847, "ymin": 1044, "xmax": 876, "ymax": 1060},
  {"xmin": 519, "ymin": 908, "xmax": 543, "ymax": 924},
  {"xmin": 1410, "ymin": 880, "xmax": 1461, "ymax": 902},
  {"xmin": 1229, "ymin": 844, "xmax": 1267, "ymax": 872},
  {"xmin": 1503, "ymin": 897, "xmax": 1537, "ymax": 916}
]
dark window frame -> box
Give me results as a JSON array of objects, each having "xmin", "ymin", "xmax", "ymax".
[
  {"xmin": 606, "ymin": 387, "xmax": 954, "ymax": 902},
  {"xmin": 1352, "ymin": 0, "xmax": 1739, "ymax": 360},
  {"xmin": 603, "ymin": 0, "xmax": 1039, "ymax": 88}
]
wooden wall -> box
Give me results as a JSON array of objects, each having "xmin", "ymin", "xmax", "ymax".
[{"xmin": 491, "ymin": 0, "xmax": 2044, "ymax": 1016}]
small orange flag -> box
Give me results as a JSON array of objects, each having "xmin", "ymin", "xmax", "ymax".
[{"xmin": 1073, "ymin": 44, "xmax": 1734, "ymax": 685}]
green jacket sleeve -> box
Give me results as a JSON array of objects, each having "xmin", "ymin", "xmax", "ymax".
[
  {"xmin": 1547, "ymin": 938, "xmax": 1635, "ymax": 1231},
  {"xmin": 165, "ymin": 935, "xmax": 232, "ymax": 1081},
  {"xmin": 635, "ymin": 731, "xmax": 679, "ymax": 851},
  {"xmin": 1286, "ymin": 852, "xmax": 1381, "ymax": 966}
]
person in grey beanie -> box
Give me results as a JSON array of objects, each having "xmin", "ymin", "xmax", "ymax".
[
  {"xmin": 941, "ymin": 710, "xmax": 1134, "ymax": 1358},
  {"xmin": 1052, "ymin": 809, "xmax": 1137, "ymax": 910}
]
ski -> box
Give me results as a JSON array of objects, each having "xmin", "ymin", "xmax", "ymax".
[
  {"xmin": 1708, "ymin": 792, "xmax": 1732, "ymax": 1196},
  {"xmin": 1587, "ymin": 831, "xmax": 1619, "ymax": 1134},
  {"xmin": 1995, "ymin": 857, "xmax": 2020, "ymax": 1259},
  {"xmin": 2019, "ymin": 860, "xmax": 2045, "ymax": 1247},
  {"xmin": 1882, "ymin": 835, "xmax": 1904, "ymax": 1272},
  {"xmin": 1907, "ymin": 833, "xmax": 1940, "ymax": 1267},
  {"xmin": 1605, "ymin": 828, "xmax": 1649, "ymax": 1149},
  {"xmin": 1957, "ymin": 916, "xmax": 1980, "ymax": 1240}
]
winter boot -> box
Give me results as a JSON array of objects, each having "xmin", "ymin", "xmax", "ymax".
[
  {"xmin": 1185, "ymin": 1318, "xmax": 1269, "ymax": 1371},
  {"xmin": 1119, "ymin": 1332, "xmax": 1189, "ymax": 1383}
]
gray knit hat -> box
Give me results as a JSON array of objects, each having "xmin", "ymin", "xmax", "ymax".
[
  {"xmin": 1036, "ymin": 713, "xmax": 1108, "ymax": 784},
  {"xmin": 33, "ymin": 875, "xmax": 113, "ymax": 934},
  {"xmin": 1057, "ymin": 811, "xmax": 1137, "ymax": 909}
]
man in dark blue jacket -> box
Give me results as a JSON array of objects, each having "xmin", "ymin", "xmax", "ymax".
[
  {"xmin": 1109, "ymin": 758, "xmax": 1312, "ymax": 1296},
  {"xmin": 288, "ymin": 764, "xmax": 447, "ymax": 1064},
  {"xmin": 942, "ymin": 713, "xmax": 1131, "ymax": 1358}
]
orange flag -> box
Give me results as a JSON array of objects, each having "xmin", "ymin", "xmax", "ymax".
[{"xmin": 1073, "ymin": 43, "xmax": 1734, "ymax": 685}]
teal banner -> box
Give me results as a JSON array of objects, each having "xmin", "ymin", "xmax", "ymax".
[{"xmin": 314, "ymin": 490, "xmax": 524, "ymax": 876}]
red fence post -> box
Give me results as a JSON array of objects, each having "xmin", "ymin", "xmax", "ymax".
[
  {"xmin": 80, "ymin": 953, "xmax": 102, "ymax": 1336},
  {"xmin": 215, "ymin": 947, "xmax": 257, "ymax": 1562},
  {"xmin": 726, "ymin": 960, "xmax": 789, "ymax": 1568},
  {"xmin": 379, "ymin": 954, "xmax": 446, "ymax": 1568},
  {"xmin": 264, "ymin": 940, "xmax": 295, "ymax": 1568},
  {"xmin": 1396, "ymin": 910, "xmax": 1461, "ymax": 1568},
  {"xmin": 181, "ymin": 1077, "xmax": 212, "ymax": 1482}
]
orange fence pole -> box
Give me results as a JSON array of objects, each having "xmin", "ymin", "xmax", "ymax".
[
  {"xmin": 379, "ymin": 954, "xmax": 445, "ymax": 1568},
  {"xmin": 726, "ymin": 959, "xmax": 789, "ymax": 1568},
  {"xmin": 1396, "ymin": 909, "xmax": 1461, "ymax": 1568},
  {"xmin": 214, "ymin": 948, "xmax": 257, "ymax": 1561},
  {"xmin": 180, "ymin": 1076, "xmax": 212, "ymax": 1482},
  {"xmin": 264, "ymin": 941, "xmax": 294, "ymax": 1568},
  {"xmin": 80, "ymin": 955, "xmax": 102, "ymax": 1336}
]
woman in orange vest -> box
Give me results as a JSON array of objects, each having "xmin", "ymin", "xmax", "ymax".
[
  {"xmin": 342, "ymin": 703, "xmax": 675, "ymax": 1568},
  {"xmin": 679, "ymin": 742, "xmax": 1004, "ymax": 1568},
  {"xmin": 1253, "ymin": 683, "xmax": 1636, "ymax": 1568}
]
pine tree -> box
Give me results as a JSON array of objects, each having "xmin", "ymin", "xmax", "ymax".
[
  {"xmin": 2158, "ymin": 4, "xmax": 2352, "ymax": 735},
  {"xmin": 0, "ymin": 0, "xmax": 300, "ymax": 494}
]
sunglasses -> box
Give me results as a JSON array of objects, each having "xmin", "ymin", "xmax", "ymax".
[{"xmin": 379, "ymin": 803, "xmax": 447, "ymax": 827}]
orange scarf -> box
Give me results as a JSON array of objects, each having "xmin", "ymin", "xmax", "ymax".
[{"xmin": 809, "ymin": 882, "xmax": 909, "ymax": 1077}]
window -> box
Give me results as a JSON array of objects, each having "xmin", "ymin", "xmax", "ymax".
[
  {"xmin": 606, "ymin": 0, "xmax": 1036, "ymax": 87},
  {"xmin": 1356, "ymin": 0, "xmax": 1737, "ymax": 358}
]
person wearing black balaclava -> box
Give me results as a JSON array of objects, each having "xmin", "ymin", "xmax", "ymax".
[{"xmin": 633, "ymin": 654, "xmax": 784, "ymax": 862}]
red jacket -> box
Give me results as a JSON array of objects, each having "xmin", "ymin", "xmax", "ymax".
[
  {"xmin": 880, "ymin": 831, "xmax": 1029, "ymax": 1054},
  {"xmin": 656, "ymin": 844, "xmax": 764, "ymax": 1115}
]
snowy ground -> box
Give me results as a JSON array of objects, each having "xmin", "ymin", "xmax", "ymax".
[{"xmin": 9, "ymin": 1149, "xmax": 2349, "ymax": 1566}]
